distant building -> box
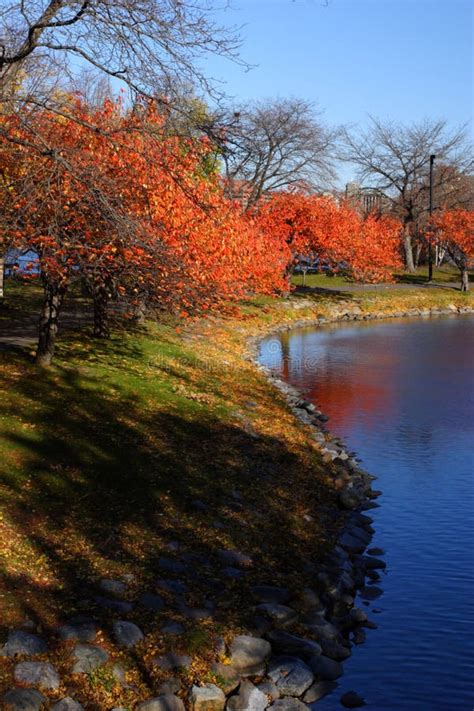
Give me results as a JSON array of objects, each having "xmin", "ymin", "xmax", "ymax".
[{"xmin": 345, "ymin": 182, "xmax": 389, "ymax": 215}]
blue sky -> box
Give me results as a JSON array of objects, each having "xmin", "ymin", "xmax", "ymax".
[{"xmin": 205, "ymin": 0, "xmax": 473, "ymax": 183}]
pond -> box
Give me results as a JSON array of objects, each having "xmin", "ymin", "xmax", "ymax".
[{"xmin": 259, "ymin": 314, "xmax": 474, "ymax": 711}]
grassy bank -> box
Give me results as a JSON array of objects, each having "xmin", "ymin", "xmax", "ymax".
[
  {"xmin": 0, "ymin": 280, "xmax": 471, "ymax": 707},
  {"xmin": 291, "ymin": 263, "xmax": 470, "ymax": 289}
]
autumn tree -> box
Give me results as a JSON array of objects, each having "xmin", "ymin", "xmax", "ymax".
[
  {"xmin": 433, "ymin": 209, "xmax": 474, "ymax": 292},
  {"xmin": 256, "ymin": 191, "xmax": 402, "ymax": 283},
  {"xmin": 1, "ymin": 98, "xmax": 289, "ymax": 364},
  {"xmin": 218, "ymin": 98, "xmax": 338, "ymax": 210},
  {"xmin": 341, "ymin": 117, "xmax": 473, "ymax": 272},
  {"xmin": 0, "ymin": 1, "xmax": 245, "ymax": 309}
]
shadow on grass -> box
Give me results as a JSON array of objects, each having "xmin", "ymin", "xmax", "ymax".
[
  {"xmin": 0, "ymin": 341, "xmax": 338, "ymax": 645},
  {"xmin": 293, "ymin": 285, "xmax": 356, "ymax": 300},
  {"xmin": 394, "ymin": 273, "xmax": 463, "ymax": 289}
]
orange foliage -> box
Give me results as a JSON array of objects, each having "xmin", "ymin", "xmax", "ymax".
[
  {"xmin": 433, "ymin": 208, "xmax": 474, "ymax": 260},
  {"xmin": 0, "ymin": 99, "xmax": 288, "ymax": 316},
  {"xmin": 1, "ymin": 102, "xmax": 405, "ymax": 330},
  {"xmin": 256, "ymin": 191, "xmax": 403, "ymax": 282}
]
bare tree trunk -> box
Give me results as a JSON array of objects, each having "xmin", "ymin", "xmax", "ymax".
[
  {"xmin": 93, "ymin": 287, "xmax": 110, "ymax": 338},
  {"xmin": 414, "ymin": 242, "xmax": 422, "ymax": 269},
  {"xmin": 36, "ymin": 283, "xmax": 65, "ymax": 366},
  {"xmin": 461, "ymin": 266, "xmax": 469, "ymax": 292},
  {"xmin": 0, "ymin": 256, "xmax": 4, "ymax": 300},
  {"xmin": 436, "ymin": 245, "xmax": 446, "ymax": 267},
  {"xmin": 403, "ymin": 224, "xmax": 416, "ymax": 273},
  {"xmin": 132, "ymin": 299, "xmax": 147, "ymax": 325}
]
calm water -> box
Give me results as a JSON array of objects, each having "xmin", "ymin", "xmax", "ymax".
[{"xmin": 259, "ymin": 315, "xmax": 474, "ymax": 711}]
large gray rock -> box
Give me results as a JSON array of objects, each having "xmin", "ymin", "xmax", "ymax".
[
  {"xmin": 257, "ymin": 604, "xmax": 298, "ymax": 627},
  {"xmin": 299, "ymin": 589, "xmax": 323, "ymax": 610},
  {"xmin": 14, "ymin": 661, "xmax": 60, "ymax": 690},
  {"xmin": 268, "ymin": 657, "xmax": 314, "ymax": 697},
  {"xmin": 363, "ymin": 556, "xmax": 386, "ymax": 570},
  {"xmin": 72, "ymin": 644, "xmax": 109, "ymax": 673},
  {"xmin": 339, "ymin": 526, "xmax": 371, "ymax": 553},
  {"xmin": 226, "ymin": 681, "xmax": 268, "ymax": 710},
  {"xmin": 308, "ymin": 654, "xmax": 343, "ymax": 681},
  {"xmin": 229, "ymin": 635, "xmax": 271, "ymax": 675},
  {"xmin": 209, "ymin": 663, "xmax": 240, "ymax": 694},
  {"xmin": 112, "ymin": 620, "xmax": 144, "ymax": 648},
  {"xmin": 158, "ymin": 678, "xmax": 181, "ymax": 695},
  {"xmin": 303, "ymin": 620, "xmax": 339, "ymax": 642},
  {"xmin": 339, "ymin": 488, "xmax": 364, "ymax": 510},
  {"xmin": 51, "ymin": 698, "xmax": 85, "ymax": 711},
  {"xmin": 319, "ymin": 638, "xmax": 351, "ymax": 661},
  {"xmin": 2, "ymin": 688, "xmax": 46, "ymax": 711},
  {"xmin": 137, "ymin": 695, "xmax": 185, "ymax": 711},
  {"xmin": 360, "ymin": 585, "xmax": 383, "ymax": 600},
  {"xmin": 152, "ymin": 652, "xmax": 192, "ymax": 671},
  {"xmin": 190, "ymin": 683, "xmax": 225, "ymax": 711},
  {"xmin": 256, "ymin": 678, "xmax": 280, "ymax": 701},
  {"xmin": 265, "ymin": 631, "xmax": 321, "ymax": 659},
  {"xmin": 251, "ymin": 586, "xmax": 290, "ymax": 605},
  {"xmin": 303, "ymin": 680, "xmax": 336, "ymax": 703},
  {"xmin": 57, "ymin": 621, "xmax": 97, "ymax": 643},
  {"xmin": 0, "ymin": 631, "xmax": 47, "ymax": 657}
]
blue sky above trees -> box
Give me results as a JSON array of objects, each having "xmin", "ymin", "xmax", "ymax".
[{"xmin": 205, "ymin": 0, "xmax": 472, "ymax": 184}]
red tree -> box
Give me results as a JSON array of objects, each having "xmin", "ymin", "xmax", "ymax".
[
  {"xmin": 1, "ymin": 99, "xmax": 289, "ymax": 364},
  {"xmin": 433, "ymin": 209, "xmax": 474, "ymax": 291},
  {"xmin": 256, "ymin": 191, "xmax": 402, "ymax": 282}
]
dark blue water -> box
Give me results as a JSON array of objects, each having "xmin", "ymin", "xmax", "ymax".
[{"xmin": 259, "ymin": 315, "xmax": 474, "ymax": 711}]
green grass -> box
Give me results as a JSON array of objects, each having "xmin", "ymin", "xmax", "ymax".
[
  {"xmin": 393, "ymin": 264, "xmax": 470, "ymax": 284},
  {"xmin": 291, "ymin": 263, "xmax": 469, "ymax": 290},
  {"xmin": 291, "ymin": 271, "xmax": 353, "ymax": 288}
]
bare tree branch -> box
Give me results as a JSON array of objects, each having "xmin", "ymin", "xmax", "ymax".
[
  {"xmin": 341, "ymin": 116, "xmax": 473, "ymax": 270},
  {"xmin": 215, "ymin": 98, "xmax": 339, "ymax": 210}
]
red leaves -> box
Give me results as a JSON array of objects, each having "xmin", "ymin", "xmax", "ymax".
[
  {"xmin": 2, "ymin": 98, "xmax": 409, "ymax": 323},
  {"xmin": 256, "ymin": 192, "xmax": 402, "ymax": 282},
  {"xmin": 433, "ymin": 209, "xmax": 474, "ymax": 259}
]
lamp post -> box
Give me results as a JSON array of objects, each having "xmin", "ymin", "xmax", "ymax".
[{"xmin": 428, "ymin": 153, "xmax": 436, "ymax": 282}]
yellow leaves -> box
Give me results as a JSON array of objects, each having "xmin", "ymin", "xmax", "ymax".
[{"xmin": 172, "ymin": 383, "xmax": 215, "ymax": 405}]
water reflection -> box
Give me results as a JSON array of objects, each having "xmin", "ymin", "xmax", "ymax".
[{"xmin": 259, "ymin": 315, "xmax": 474, "ymax": 711}]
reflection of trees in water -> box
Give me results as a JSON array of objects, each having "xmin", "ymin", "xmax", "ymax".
[
  {"xmin": 284, "ymin": 330, "xmax": 396, "ymax": 429},
  {"xmin": 270, "ymin": 320, "xmax": 474, "ymax": 444}
]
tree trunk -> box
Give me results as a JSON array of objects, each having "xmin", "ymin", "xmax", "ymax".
[
  {"xmin": 403, "ymin": 224, "xmax": 416, "ymax": 272},
  {"xmin": 461, "ymin": 266, "xmax": 469, "ymax": 292},
  {"xmin": 36, "ymin": 283, "xmax": 65, "ymax": 366},
  {"xmin": 132, "ymin": 299, "xmax": 147, "ymax": 325},
  {"xmin": 436, "ymin": 245, "xmax": 446, "ymax": 267},
  {"xmin": 93, "ymin": 288, "xmax": 110, "ymax": 338},
  {"xmin": 414, "ymin": 242, "xmax": 422, "ymax": 269},
  {"xmin": 0, "ymin": 256, "xmax": 4, "ymax": 300}
]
